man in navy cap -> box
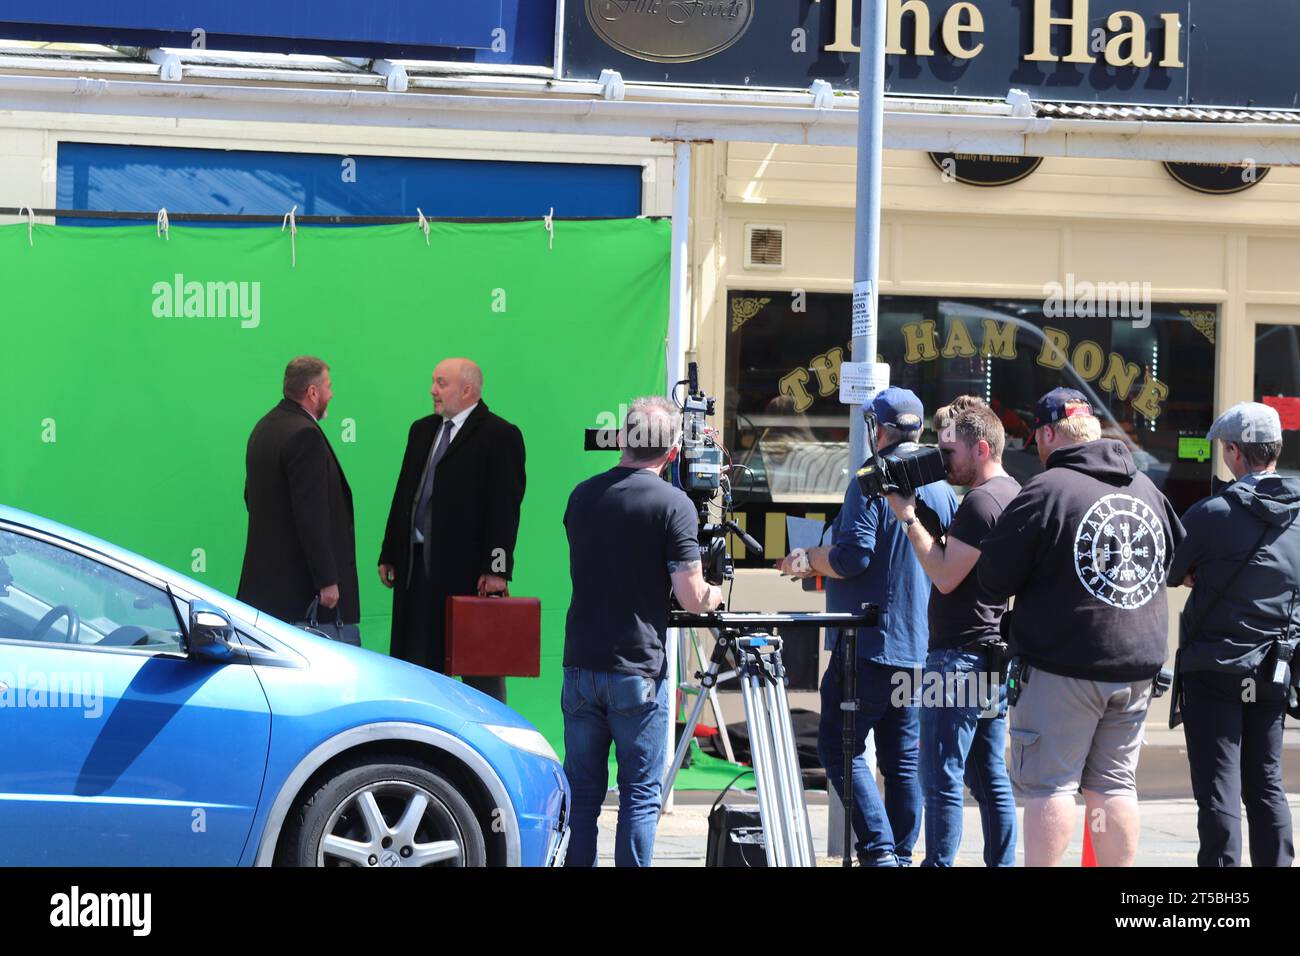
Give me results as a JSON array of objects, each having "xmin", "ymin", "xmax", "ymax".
[
  {"xmin": 979, "ymin": 387, "xmax": 1184, "ymax": 866},
  {"xmin": 1168, "ymin": 401, "xmax": 1298, "ymax": 867},
  {"xmin": 780, "ymin": 387, "xmax": 958, "ymax": 866}
]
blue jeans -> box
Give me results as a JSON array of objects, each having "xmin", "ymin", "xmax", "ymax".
[
  {"xmin": 919, "ymin": 648, "xmax": 1017, "ymax": 867},
  {"xmin": 561, "ymin": 667, "xmax": 668, "ymax": 867},
  {"xmin": 818, "ymin": 656, "xmax": 921, "ymax": 866}
]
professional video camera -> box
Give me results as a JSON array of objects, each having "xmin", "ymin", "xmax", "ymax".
[
  {"xmin": 855, "ymin": 409, "xmax": 948, "ymax": 499},
  {"xmin": 584, "ymin": 362, "xmax": 761, "ymax": 586}
]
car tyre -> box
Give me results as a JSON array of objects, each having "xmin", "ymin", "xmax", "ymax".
[{"xmin": 279, "ymin": 754, "xmax": 487, "ymax": 867}]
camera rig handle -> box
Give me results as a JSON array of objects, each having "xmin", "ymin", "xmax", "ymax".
[{"xmin": 723, "ymin": 519, "xmax": 762, "ymax": 556}]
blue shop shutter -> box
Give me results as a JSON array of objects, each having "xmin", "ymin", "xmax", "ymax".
[{"xmin": 56, "ymin": 143, "xmax": 643, "ymax": 225}]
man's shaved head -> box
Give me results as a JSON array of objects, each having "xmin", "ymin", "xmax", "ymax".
[{"xmin": 431, "ymin": 357, "xmax": 484, "ymax": 418}]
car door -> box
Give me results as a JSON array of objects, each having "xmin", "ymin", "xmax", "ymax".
[{"xmin": 0, "ymin": 525, "xmax": 271, "ymax": 865}]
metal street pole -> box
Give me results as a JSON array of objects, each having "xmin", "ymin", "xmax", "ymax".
[
  {"xmin": 852, "ymin": 0, "xmax": 887, "ymax": 458},
  {"xmin": 664, "ymin": 141, "xmax": 692, "ymax": 814},
  {"xmin": 829, "ymin": 0, "xmax": 888, "ymax": 865}
]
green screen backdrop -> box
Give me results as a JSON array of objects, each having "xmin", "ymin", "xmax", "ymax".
[{"xmin": 0, "ymin": 219, "xmax": 671, "ymax": 753}]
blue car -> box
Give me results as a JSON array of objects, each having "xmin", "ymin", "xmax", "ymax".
[{"xmin": 0, "ymin": 505, "xmax": 569, "ymax": 867}]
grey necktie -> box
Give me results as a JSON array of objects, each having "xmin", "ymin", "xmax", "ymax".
[{"xmin": 414, "ymin": 421, "xmax": 454, "ymax": 540}]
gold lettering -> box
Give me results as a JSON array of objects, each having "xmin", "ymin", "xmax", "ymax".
[
  {"xmin": 726, "ymin": 512, "xmax": 747, "ymax": 559},
  {"xmin": 764, "ymin": 512, "xmax": 787, "ymax": 560},
  {"xmin": 1036, "ymin": 327, "xmax": 1071, "ymax": 369},
  {"xmin": 885, "ymin": 0, "xmax": 934, "ymax": 56},
  {"xmin": 941, "ymin": 319, "xmax": 978, "ymax": 359},
  {"xmin": 779, "ymin": 368, "xmax": 815, "ymax": 413},
  {"xmin": 1104, "ymin": 12, "xmax": 1152, "ymax": 68},
  {"xmin": 942, "ymin": 2, "xmax": 985, "ymax": 59},
  {"xmin": 1131, "ymin": 372, "xmax": 1170, "ymax": 421},
  {"xmin": 1026, "ymin": 0, "xmax": 1093, "ymax": 64},
  {"xmin": 821, "ymin": 0, "xmax": 860, "ymax": 53},
  {"xmin": 980, "ymin": 319, "xmax": 1018, "ymax": 360},
  {"xmin": 1158, "ymin": 12, "xmax": 1184, "ymax": 68},
  {"xmin": 809, "ymin": 347, "xmax": 845, "ymax": 397},
  {"xmin": 1099, "ymin": 353, "xmax": 1141, "ymax": 400},
  {"xmin": 1072, "ymin": 340, "xmax": 1106, "ymax": 381},
  {"xmin": 902, "ymin": 320, "xmax": 940, "ymax": 363}
]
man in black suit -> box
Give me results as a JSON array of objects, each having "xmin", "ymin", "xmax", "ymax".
[
  {"xmin": 238, "ymin": 356, "xmax": 359, "ymax": 631},
  {"xmin": 379, "ymin": 358, "xmax": 526, "ymax": 700}
]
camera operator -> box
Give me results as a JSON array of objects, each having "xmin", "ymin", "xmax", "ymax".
[
  {"xmin": 1167, "ymin": 402, "xmax": 1298, "ymax": 867},
  {"xmin": 885, "ymin": 399, "xmax": 1018, "ymax": 867},
  {"xmin": 561, "ymin": 395, "xmax": 723, "ymax": 868},
  {"xmin": 780, "ymin": 387, "xmax": 958, "ymax": 866},
  {"xmin": 978, "ymin": 388, "xmax": 1184, "ymax": 867}
]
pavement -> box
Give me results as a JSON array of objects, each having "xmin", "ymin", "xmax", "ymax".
[{"xmin": 593, "ymin": 729, "xmax": 1300, "ymax": 866}]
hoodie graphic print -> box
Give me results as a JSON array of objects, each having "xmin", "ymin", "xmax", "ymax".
[{"xmin": 977, "ymin": 439, "xmax": 1186, "ymax": 682}]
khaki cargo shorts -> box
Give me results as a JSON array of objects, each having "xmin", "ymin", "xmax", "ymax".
[{"xmin": 1008, "ymin": 667, "xmax": 1153, "ymax": 799}]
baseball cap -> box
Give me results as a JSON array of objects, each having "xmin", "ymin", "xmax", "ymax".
[
  {"xmin": 1026, "ymin": 387, "xmax": 1094, "ymax": 447},
  {"xmin": 869, "ymin": 387, "xmax": 924, "ymax": 430},
  {"xmin": 1032, "ymin": 387, "xmax": 1094, "ymax": 429},
  {"xmin": 1206, "ymin": 401, "xmax": 1283, "ymax": 444}
]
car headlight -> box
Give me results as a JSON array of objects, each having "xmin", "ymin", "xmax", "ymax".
[{"xmin": 481, "ymin": 724, "xmax": 560, "ymax": 764}]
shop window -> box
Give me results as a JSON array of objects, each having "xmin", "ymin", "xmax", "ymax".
[
  {"xmin": 725, "ymin": 292, "xmax": 1218, "ymax": 568},
  {"xmin": 1254, "ymin": 323, "xmax": 1300, "ymax": 478}
]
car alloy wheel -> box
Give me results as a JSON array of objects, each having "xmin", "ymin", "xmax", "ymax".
[{"xmin": 317, "ymin": 780, "xmax": 468, "ymax": 867}]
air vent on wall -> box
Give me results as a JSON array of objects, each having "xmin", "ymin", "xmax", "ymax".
[{"xmin": 745, "ymin": 223, "xmax": 785, "ymax": 270}]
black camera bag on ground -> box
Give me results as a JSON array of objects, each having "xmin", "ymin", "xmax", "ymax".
[{"xmin": 706, "ymin": 771, "xmax": 766, "ymax": 867}]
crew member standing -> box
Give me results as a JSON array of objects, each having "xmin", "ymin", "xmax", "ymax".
[
  {"xmin": 562, "ymin": 395, "xmax": 723, "ymax": 867},
  {"xmin": 379, "ymin": 358, "xmax": 525, "ymax": 701},
  {"xmin": 979, "ymin": 388, "xmax": 1185, "ymax": 867},
  {"xmin": 238, "ymin": 356, "xmax": 359, "ymax": 634},
  {"xmin": 781, "ymin": 387, "xmax": 959, "ymax": 867},
  {"xmin": 1168, "ymin": 402, "xmax": 1298, "ymax": 867},
  {"xmin": 886, "ymin": 400, "xmax": 1019, "ymax": 867}
]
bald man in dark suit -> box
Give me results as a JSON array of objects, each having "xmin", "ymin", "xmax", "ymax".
[{"xmin": 379, "ymin": 358, "xmax": 525, "ymax": 700}]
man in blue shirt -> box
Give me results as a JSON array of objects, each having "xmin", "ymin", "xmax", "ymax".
[{"xmin": 781, "ymin": 387, "xmax": 958, "ymax": 865}]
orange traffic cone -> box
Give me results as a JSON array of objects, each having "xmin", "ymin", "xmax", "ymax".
[{"xmin": 1082, "ymin": 824, "xmax": 1098, "ymax": 867}]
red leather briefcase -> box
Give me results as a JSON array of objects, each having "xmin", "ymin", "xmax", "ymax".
[{"xmin": 444, "ymin": 596, "xmax": 541, "ymax": 677}]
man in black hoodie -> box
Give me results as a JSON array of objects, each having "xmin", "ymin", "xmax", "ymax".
[
  {"xmin": 979, "ymin": 388, "xmax": 1184, "ymax": 866},
  {"xmin": 1167, "ymin": 402, "xmax": 1298, "ymax": 867}
]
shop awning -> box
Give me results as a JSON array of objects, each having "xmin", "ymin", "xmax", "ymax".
[{"xmin": 2, "ymin": 43, "xmax": 1300, "ymax": 166}]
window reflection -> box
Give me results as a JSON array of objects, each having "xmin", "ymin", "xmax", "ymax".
[{"xmin": 725, "ymin": 292, "xmax": 1218, "ymax": 566}]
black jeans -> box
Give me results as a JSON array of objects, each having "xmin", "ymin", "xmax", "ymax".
[{"xmin": 1181, "ymin": 670, "xmax": 1294, "ymax": 867}]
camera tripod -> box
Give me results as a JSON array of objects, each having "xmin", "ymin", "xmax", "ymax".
[{"xmin": 664, "ymin": 610, "xmax": 878, "ymax": 867}]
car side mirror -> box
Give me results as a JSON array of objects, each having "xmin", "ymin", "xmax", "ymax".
[{"xmin": 188, "ymin": 601, "xmax": 237, "ymax": 662}]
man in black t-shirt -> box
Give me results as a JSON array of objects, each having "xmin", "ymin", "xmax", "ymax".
[
  {"xmin": 886, "ymin": 401, "xmax": 1020, "ymax": 867},
  {"xmin": 562, "ymin": 395, "xmax": 723, "ymax": 867}
]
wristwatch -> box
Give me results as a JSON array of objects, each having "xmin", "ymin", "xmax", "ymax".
[{"xmin": 901, "ymin": 515, "xmax": 917, "ymax": 528}]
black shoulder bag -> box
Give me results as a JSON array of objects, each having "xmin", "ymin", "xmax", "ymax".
[
  {"xmin": 1169, "ymin": 521, "xmax": 1273, "ymax": 728},
  {"xmin": 295, "ymin": 597, "xmax": 363, "ymax": 647}
]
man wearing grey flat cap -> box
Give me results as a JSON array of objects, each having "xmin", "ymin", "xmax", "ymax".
[{"xmin": 1167, "ymin": 401, "xmax": 1299, "ymax": 867}]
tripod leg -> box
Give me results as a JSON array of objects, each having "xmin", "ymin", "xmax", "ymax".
[
  {"xmin": 660, "ymin": 650, "xmax": 725, "ymax": 812},
  {"xmin": 840, "ymin": 629, "xmax": 859, "ymax": 868},
  {"xmin": 660, "ymin": 676, "xmax": 710, "ymax": 809},
  {"xmin": 739, "ymin": 652, "xmax": 785, "ymax": 867},
  {"xmin": 763, "ymin": 658, "xmax": 802, "ymax": 866},
  {"xmin": 708, "ymin": 684, "xmax": 736, "ymax": 764},
  {"xmin": 700, "ymin": 629, "xmax": 736, "ymax": 764},
  {"xmin": 771, "ymin": 651, "xmax": 816, "ymax": 866}
]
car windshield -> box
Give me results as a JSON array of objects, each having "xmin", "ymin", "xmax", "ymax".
[{"xmin": 0, "ymin": 530, "xmax": 183, "ymax": 650}]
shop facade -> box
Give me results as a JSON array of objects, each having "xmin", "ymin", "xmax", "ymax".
[
  {"xmin": 6, "ymin": 0, "xmax": 1300, "ymax": 739},
  {"xmin": 694, "ymin": 142, "xmax": 1300, "ymax": 721}
]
